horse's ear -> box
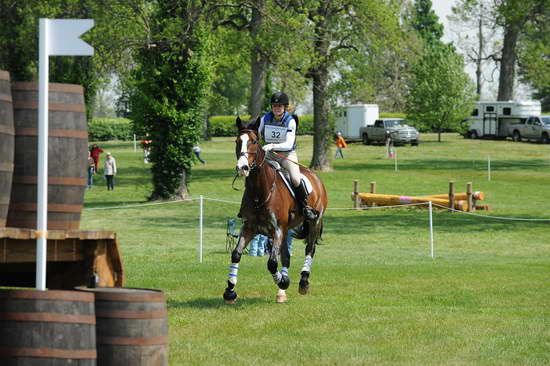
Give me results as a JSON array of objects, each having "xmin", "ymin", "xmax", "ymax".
[
  {"xmin": 236, "ymin": 117, "xmax": 244, "ymax": 131},
  {"xmin": 248, "ymin": 116, "xmax": 261, "ymax": 132}
]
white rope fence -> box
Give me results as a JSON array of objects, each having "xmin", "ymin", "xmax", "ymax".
[{"xmin": 82, "ymin": 195, "xmax": 550, "ymax": 262}]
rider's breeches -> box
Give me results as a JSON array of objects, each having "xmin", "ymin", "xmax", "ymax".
[{"xmin": 272, "ymin": 150, "xmax": 301, "ymax": 187}]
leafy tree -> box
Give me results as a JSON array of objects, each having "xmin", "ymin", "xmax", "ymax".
[
  {"xmin": 410, "ymin": 0, "xmax": 444, "ymax": 48},
  {"xmin": 517, "ymin": 2, "xmax": 550, "ymax": 98},
  {"xmin": 129, "ymin": 1, "xmax": 212, "ymax": 200},
  {"xmin": 276, "ymin": 0, "xmax": 399, "ymax": 171},
  {"xmin": 406, "ymin": 46, "xmax": 476, "ymax": 142}
]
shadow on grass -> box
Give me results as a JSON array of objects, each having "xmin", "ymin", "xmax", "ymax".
[{"xmin": 168, "ymin": 296, "xmax": 266, "ymax": 309}]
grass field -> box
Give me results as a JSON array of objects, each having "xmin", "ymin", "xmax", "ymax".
[{"xmin": 81, "ymin": 133, "xmax": 550, "ymax": 365}]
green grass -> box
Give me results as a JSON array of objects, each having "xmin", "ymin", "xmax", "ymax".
[{"xmin": 81, "ymin": 134, "xmax": 550, "ymax": 365}]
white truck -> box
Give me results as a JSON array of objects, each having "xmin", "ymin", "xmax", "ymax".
[
  {"xmin": 507, "ymin": 115, "xmax": 550, "ymax": 144},
  {"xmin": 334, "ymin": 104, "xmax": 379, "ymax": 141},
  {"xmin": 360, "ymin": 118, "xmax": 420, "ymax": 146},
  {"xmin": 463, "ymin": 100, "xmax": 541, "ymax": 139}
]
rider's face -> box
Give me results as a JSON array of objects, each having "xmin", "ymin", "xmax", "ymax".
[{"xmin": 271, "ymin": 104, "xmax": 285, "ymax": 119}]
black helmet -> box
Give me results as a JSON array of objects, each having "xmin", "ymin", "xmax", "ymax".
[{"xmin": 270, "ymin": 92, "xmax": 289, "ymax": 105}]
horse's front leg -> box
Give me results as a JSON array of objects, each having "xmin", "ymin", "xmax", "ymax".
[
  {"xmin": 267, "ymin": 227, "xmax": 290, "ymax": 303},
  {"xmin": 299, "ymin": 219, "xmax": 321, "ymax": 295},
  {"xmin": 223, "ymin": 225, "xmax": 254, "ymax": 304}
]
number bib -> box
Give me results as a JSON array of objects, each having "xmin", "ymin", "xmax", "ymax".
[{"xmin": 264, "ymin": 125, "xmax": 288, "ymax": 143}]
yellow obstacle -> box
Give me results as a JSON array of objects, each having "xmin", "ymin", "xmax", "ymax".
[
  {"xmin": 419, "ymin": 192, "xmax": 485, "ymax": 201},
  {"xmin": 357, "ymin": 193, "xmax": 470, "ymax": 211}
]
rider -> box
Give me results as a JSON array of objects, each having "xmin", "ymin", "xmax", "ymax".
[{"xmin": 258, "ymin": 92, "xmax": 317, "ymax": 220}]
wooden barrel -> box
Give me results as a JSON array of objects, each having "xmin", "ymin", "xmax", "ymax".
[
  {"xmin": 0, "ymin": 289, "xmax": 96, "ymax": 365},
  {"xmin": 8, "ymin": 82, "xmax": 88, "ymax": 230},
  {"xmin": 76, "ymin": 287, "xmax": 168, "ymax": 366},
  {"xmin": 0, "ymin": 70, "xmax": 14, "ymax": 228}
]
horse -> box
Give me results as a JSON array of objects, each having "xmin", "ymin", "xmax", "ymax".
[{"xmin": 223, "ymin": 117, "xmax": 328, "ymax": 303}]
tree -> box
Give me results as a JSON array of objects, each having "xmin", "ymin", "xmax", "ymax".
[
  {"xmin": 493, "ymin": 0, "xmax": 549, "ymax": 100},
  {"xmin": 406, "ymin": 46, "xmax": 476, "ymax": 142},
  {"xmin": 517, "ymin": 1, "xmax": 550, "ymax": 100},
  {"xmin": 410, "ymin": 0, "xmax": 444, "ymax": 48},
  {"xmin": 130, "ymin": 1, "xmax": 212, "ymax": 200},
  {"xmin": 275, "ymin": 0, "xmax": 399, "ymax": 171},
  {"xmin": 449, "ymin": 0, "xmax": 499, "ymax": 96}
]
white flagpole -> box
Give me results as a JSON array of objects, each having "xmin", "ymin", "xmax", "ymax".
[
  {"xmin": 199, "ymin": 195, "xmax": 203, "ymax": 263},
  {"xmin": 36, "ymin": 19, "xmax": 50, "ymax": 290},
  {"xmin": 36, "ymin": 18, "xmax": 94, "ymax": 290}
]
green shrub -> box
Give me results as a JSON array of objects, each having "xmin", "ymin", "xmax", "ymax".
[
  {"xmin": 88, "ymin": 118, "xmax": 134, "ymax": 141},
  {"xmin": 208, "ymin": 114, "xmax": 314, "ymax": 137}
]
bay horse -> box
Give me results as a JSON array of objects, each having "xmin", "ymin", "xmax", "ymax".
[{"xmin": 223, "ymin": 117, "xmax": 328, "ymax": 303}]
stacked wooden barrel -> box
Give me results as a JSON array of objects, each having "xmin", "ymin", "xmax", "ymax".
[
  {"xmin": 7, "ymin": 82, "xmax": 88, "ymax": 230},
  {"xmin": 0, "ymin": 70, "xmax": 14, "ymax": 228}
]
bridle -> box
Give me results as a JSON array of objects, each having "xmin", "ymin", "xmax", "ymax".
[
  {"xmin": 233, "ymin": 130, "xmax": 275, "ymax": 209},
  {"xmin": 237, "ymin": 130, "xmax": 266, "ymax": 171}
]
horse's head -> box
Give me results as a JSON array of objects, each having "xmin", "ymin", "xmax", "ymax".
[{"xmin": 235, "ymin": 117, "xmax": 262, "ymax": 177}]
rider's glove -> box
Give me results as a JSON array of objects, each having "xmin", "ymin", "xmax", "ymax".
[{"xmin": 263, "ymin": 144, "xmax": 275, "ymax": 152}]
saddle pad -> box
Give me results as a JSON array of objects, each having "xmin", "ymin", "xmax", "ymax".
[{"xmin": 276, "ymin": 171, "xmax": 313, "ymax": 197}]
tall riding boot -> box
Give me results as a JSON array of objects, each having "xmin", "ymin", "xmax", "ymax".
[{"xmin": 295, "ymin": 181, "xmax": 317, "ymax": 220}]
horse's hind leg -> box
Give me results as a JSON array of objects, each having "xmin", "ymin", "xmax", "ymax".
[{"xmin": 223, "ymin": 226, "xmax": 254, "ymax": 304}]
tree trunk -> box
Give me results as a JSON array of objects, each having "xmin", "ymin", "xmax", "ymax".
[
  {"xmin": 476, "ymin": 16, "xmax": 483, "ymax": 96},
  {"xmin": 176, "ymin": 168, "xmax": 189, "ymax": 199},
  {"xmin": 249, "ymin": 0, "xmax": 267, "ymax": 119},
  {"xmin": 309, "ymin": 31, "xmax": 331, "ymax": 171},
  {"xmin": 497, "ymin": 24, "xmax": 520, "ymax": 101}
]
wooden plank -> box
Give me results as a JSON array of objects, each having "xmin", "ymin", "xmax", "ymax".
[{"xmin": 0, "ymin": 227, "xmax": 116, "ymax": 240}]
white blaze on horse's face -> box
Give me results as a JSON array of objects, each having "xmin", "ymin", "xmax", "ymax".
[{"xmin": 237, "ymin": 134, "xmax": 250, "ymax": 177}]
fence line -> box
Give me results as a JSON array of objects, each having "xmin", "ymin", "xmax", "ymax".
[{"xmin": 83, "ymin": 195, "xmax": 550, "ymax": 222}]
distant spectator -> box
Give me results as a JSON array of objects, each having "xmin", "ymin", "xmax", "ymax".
[
  {"xmin": 193, "ymin": 145, "xmax": 206, "ymax": 164},
  {"xmin": 141, "ymin": 136, "xmax": 152, "ymax": 164},
  {"xmin": 90, "ymin": 144, "xmax": 104, "ymax": 171},
  {"xmin": 334, "ymin": 131, "xmax": 347, "ymax": 159},
  {"xmin": 87, "ymin": 151, "xmax": 95, "ymax": 189},
  {"xmin": 103, "ymin": 152, "xmax": 117, "ymax": 191},
  {"xmin": 249, "ymin": 234, "xmax": 267, "ymax": 256}
]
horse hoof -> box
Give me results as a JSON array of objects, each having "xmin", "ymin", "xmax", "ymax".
[
  {"xmin": 276, "ymin": 289, "xmax": 287, "ymax": 303},
  {"xmin": 299, "ymin": 279, "xmax": 309, "ymax": 295},
  {"xmin": 279, "ymin": 275, "xmax": 290, "ymax": 290},
  {"xmin": 223, "ymin": 288, "xmax": 237, "ymax": 304}
]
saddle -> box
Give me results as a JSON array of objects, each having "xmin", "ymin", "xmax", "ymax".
[{"xmin": 267, "ymin": 160, "xmax": 313, "ymax": 199}]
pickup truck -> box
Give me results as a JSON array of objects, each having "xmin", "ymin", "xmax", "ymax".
[
  {"xmin": 508, "ymin": 115, "xmax": 550, "ymax": 144},
  {"xmin": 360, "ymin": 118, "xmax": 420, "ymax": 146}
]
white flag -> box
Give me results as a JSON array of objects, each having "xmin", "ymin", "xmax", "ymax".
[{"xmin": 47, "ymin": 19, "xmax": 94, "ymax": 56}]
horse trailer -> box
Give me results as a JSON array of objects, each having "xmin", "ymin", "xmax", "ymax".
[
  {"xmin": 334, "ymin": 104, "xmax": 379, "ymax": 141},
  {"xmin": 464, "ymin": 100, "xmax": 541, "ymax": 139}
]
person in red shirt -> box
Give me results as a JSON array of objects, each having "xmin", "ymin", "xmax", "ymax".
[{"xmin": 90, "ymin": 144, "xmax": 104, "ymax": 171}]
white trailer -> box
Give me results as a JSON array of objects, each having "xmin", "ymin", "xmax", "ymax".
[
  {"xmin": 335, "ymin": 104, "xmax": 379, "ymax": 141},
  {"xmin": 464, "ymin": 100, "xmax": 541, "ymax": 139}
]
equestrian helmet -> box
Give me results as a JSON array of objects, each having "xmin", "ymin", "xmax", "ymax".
[{"xmin": 271, "ymin": 92, "xmax": 289, "ymax": 106}]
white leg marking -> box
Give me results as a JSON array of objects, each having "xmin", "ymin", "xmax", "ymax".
[
  {"xmin": 301, "ymin": 255, "xmax": 313, "ymax": 273},
  {"xmin": 228, "ymin": 263, "xmax": 239, "ymax": 285}
]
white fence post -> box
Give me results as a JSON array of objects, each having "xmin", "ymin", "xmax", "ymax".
[
  {"xmin": 133, "ymin": 134, "xmax": 137, "ymax": 152},
  {"xmin": 488, "ymin": 155, "xmax": 491, "ymax": 181},
  {"xmin": 199, "ymin": 195, "xmax": 203, "ymax": 263},
  {"xmin": 429, "ymin": 201, "xmax": 434, "ymax": 258}
]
